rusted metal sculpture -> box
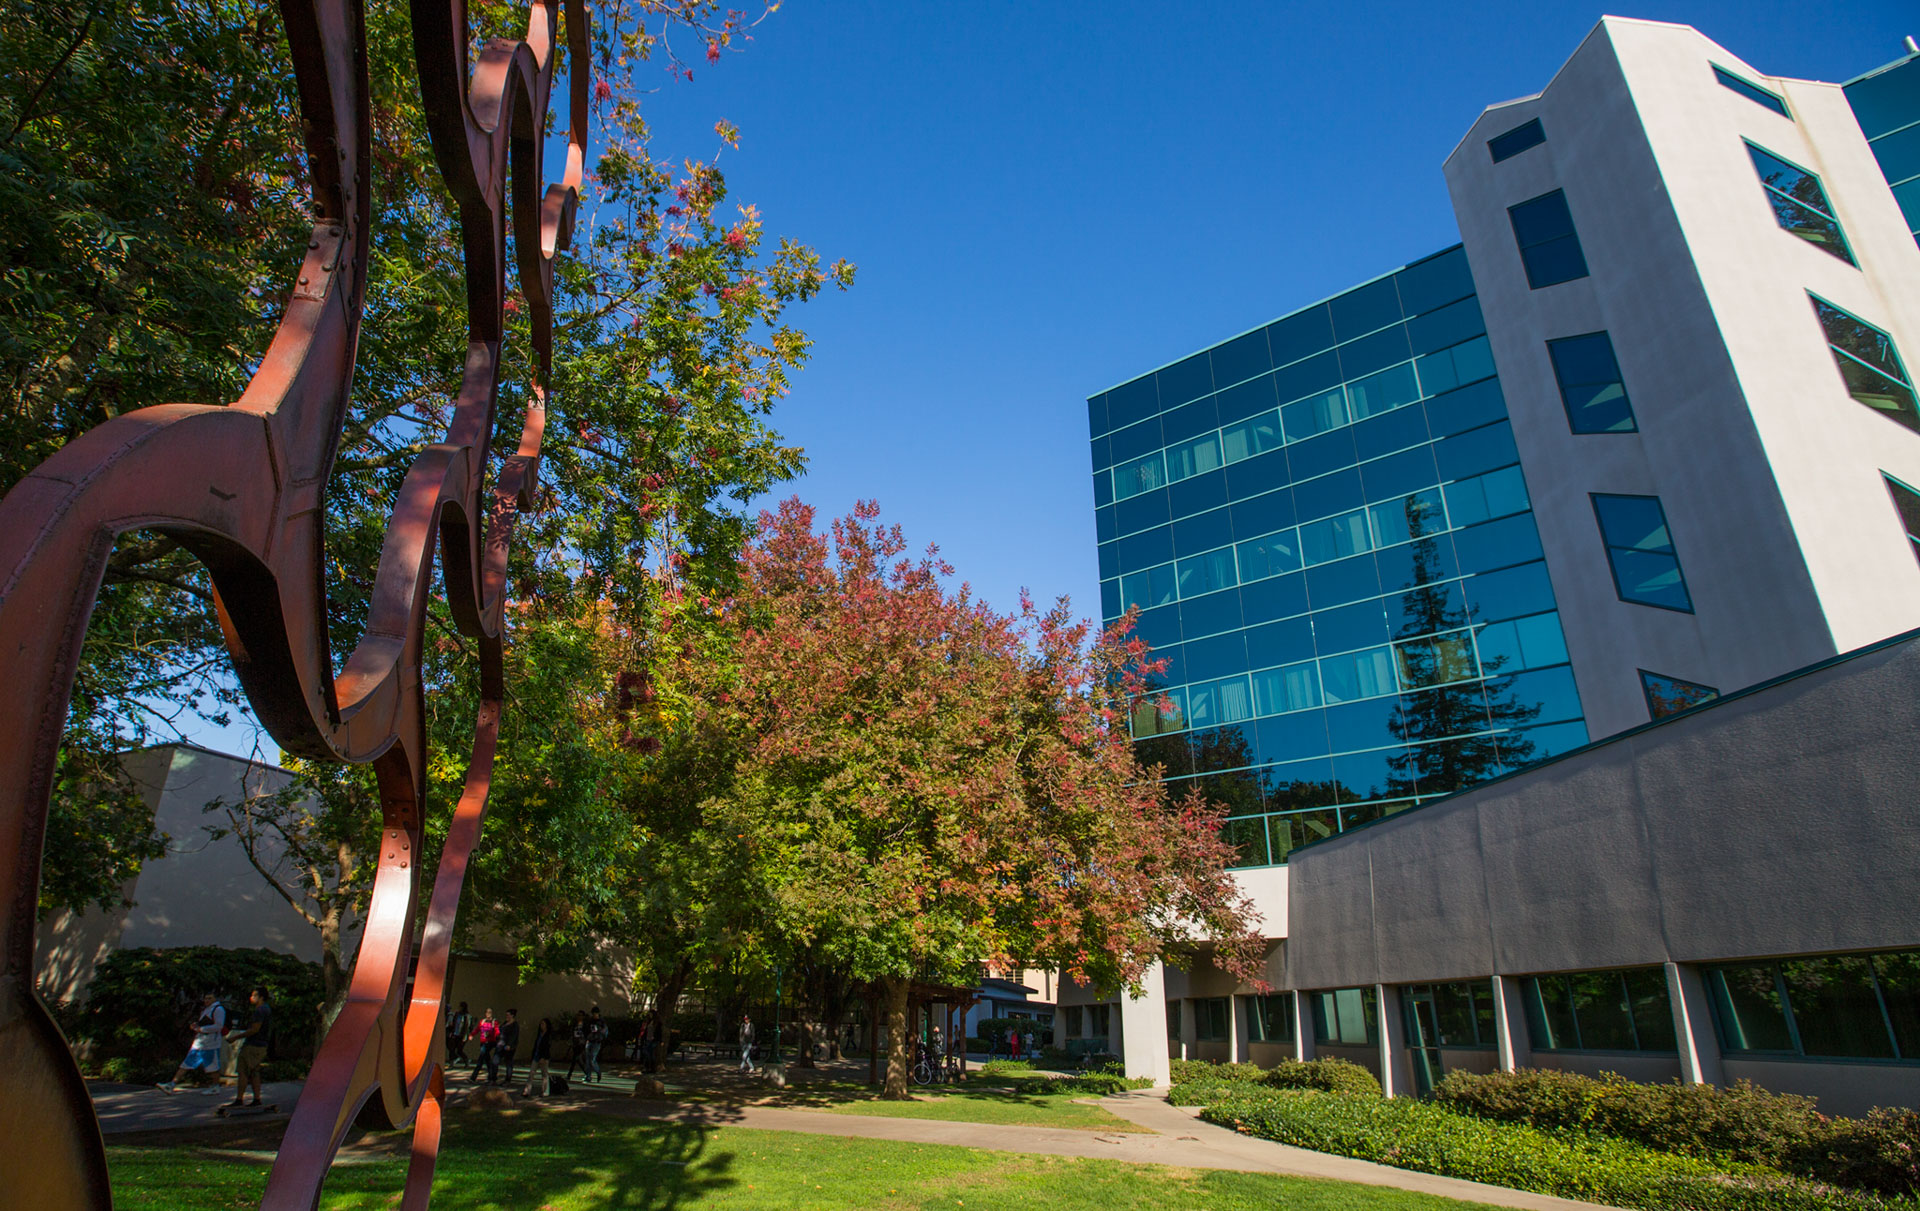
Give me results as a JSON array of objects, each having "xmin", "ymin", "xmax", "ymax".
[{"xmin": 0, "ymin": 0, "xmax": 590, "ymax": 1205}]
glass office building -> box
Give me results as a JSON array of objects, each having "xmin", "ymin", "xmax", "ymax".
[{"xmin": 1087, "ymin": 247, "xmax": 1589, "ymax": 869}]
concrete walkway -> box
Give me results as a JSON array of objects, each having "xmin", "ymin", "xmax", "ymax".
[
  {"xmin": 89, "ymin": 1080, "xmax": 305, "ymax": 1135},
  {"xmin": 599, "ymin": 1089, "xmax": 1619, "ymax": 1211}
]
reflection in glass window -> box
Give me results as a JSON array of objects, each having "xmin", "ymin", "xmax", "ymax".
[
  {"xmin": 1113, "ymin": 451, "xmax": 1166, "ymax": 500},
  {"xmin": 1548, "ymin": 332, "xmax": 1637, "ymax": 433},
  {"xmin": 1395, "ymin": 630, "xmax": 1479, "ymax": 690},
  {"xmin": 1311, "ymin": 987, "xmax": 1379, "ymax": 1046},
  {"xmin": 1166, "ymin": 433, "xmax": 1224, "ymax": 482},
  {"xmin": 1177, "ymin": 547, "xmax": 1237, "ymax": 598},
  {"xmin": 1639, "ymin": 670, "xmax": 1718, "ymax": 720},
  {"xmin": 1301, "ymin": 509, "xmax": 1372, "ymax": 565},
  {"xmin": 1237, "ymin": 530, "xmax": 1301, "ymax": 582},
  {"xmin": 1406, "ymin": 980, "xmax": 1496, "ymax": 1047},
  {"xmin": 1282, "ymin": 388, "xmax": 1348, "ymax": 442},
  {"xmin": 1269, "ymin": 808, "xmax": 1340, "ymax": 863},
  {"xmin": 1346, "ymin": 363, "xmax": 1421, "ymax": 421},
  {"xmin": 1370, "ymin": 488, "xmax": 1446, "ymax": 548},
  {"xmin": 1445, "ymin": 466, "xmax": 1530, "ymax": 528},
  {"xmin": 1747, "ymin": 144, "xmax": 1854, "ymax": 264},
  {"xmin": 1129, "ymin": 687, "xmax": 1187, "ymax": 738},
  {"xmin": 1219, "ymin": 816, "xmax": 1269, "ymax": 866},
  {"xmin": 1508, "ymin": 190, "xmax": 1589, "ymax": 289},
  {"xmin": 1708, "ymin": 949, "xmax": 1920, "ymax": 1061},
  {"xmin": 1812, "ymin": 295, "xmax": 1919, "ymax": 432},
  {"xmin": 1525, "ymin": 969, "xmax": 1676, "ymax": 1052},
  {"xmin": 1415, "ymin": 336, "xmax": 1497, "ymax": 397},
  {"xmin": 1714, "ymin": 64, "xmax": 1790, "ymax": 118},
  {"xmin": 1593, "ymin": 494, "xmax": 1694, "ymax": 612},
  {"xmin": 1885, "ymin": 475, "xmax": 1920, "ymax": 570},
  {"xmin": 1252, "ymin": 661, "xmax": 1321, "ymax": 715},
  {"xmin": 1319, "ymin": 647, "xmax": 1397, "ymax": 703},
  {"xmin": 1221, "ymin": 410, "xmax": 1281, "ymax": 463},
  {"xmin": 1119, "ymin": 564, "xmax": 1177, "ymax": 613},
  {"xmin": 1250, "ymin": 993, "xmax": 1294, "ymax": 1043},
  {"xmin": 1188, "ymin": 675, "xmax": 1255, "ymax": 728},
  {"xmin": 1475, "ymin": 612, "xmax": 1569, "ymax": 673}
]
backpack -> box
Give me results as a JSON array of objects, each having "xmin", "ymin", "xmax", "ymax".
[{"xmin": 548, "ymin": 1075, "xmax": 569, "ymax": 1095}]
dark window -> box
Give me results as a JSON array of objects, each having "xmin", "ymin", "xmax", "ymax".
[
  {"xmin": 1747, "ymin": 143, "xmax": 1854, "ymax": 264},
  {"xmin": 1812, "ymin": 295, "xmax": 1918, "ymax": 432},
  {"xmin": 1405, "ymin": 980, "xmax": 1498, "ymax": 1047},
  {"xmin": 1195, "ymin": 997, "xmax": 1231, "ymax": 1041},
  {"xmin": 1508, "ymin": 190, "xmax": 1589, "ymax": 289},
  {"xmin": 1249, "ymin": 993, "xmax": 1294, "ymax": 1043},
  {"xmin": 1592, "ymin": 494, "xmax": 1693, "ymax": 612},
  {"xmin": 1886, "ymin": 475, "xmax": 1920, "ymax": 569},
  {"xmin": 1488, "ymin": 117, "xmax": 1546, "ymax": 163},
  {"xmin": 1714, "ymin": 64, "xmax": 1790, "ymax": 118},
  {"xmin": 1640, "ymin": 670, "xmax": 1718, "ymax": 719},
  {"xmin": 1166, "ymin": 999, "xmax": 1180, "ymax": 1039},
  {"xmin": 1524, "ymin": 969, "xmax": 1676, "ymax": 1052},
  {"xmin": 1548, "ymin": 332, "xmax": 1637, "ymax": 433},
  {"xmin": 1709, "ymin": 949, "xmax": 1920, "ymax": 1063},
  {"xmin": 1066, "ymin": 1005, "xmax": 1084, "ymax": 1036}
]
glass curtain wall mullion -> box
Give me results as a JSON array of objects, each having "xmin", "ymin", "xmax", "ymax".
[{"xmin": 1868, "ymin": 959, "xmax": 1905, "ymax": 1060}]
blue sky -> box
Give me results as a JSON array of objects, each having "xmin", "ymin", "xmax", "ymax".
[
  {"xmin": 192, "ymin": 1, "xmax": 1911, "ymax": 756},
  {"xmin": 642, "ymin": 0, "xmax": 1911, "ymax": 621}
]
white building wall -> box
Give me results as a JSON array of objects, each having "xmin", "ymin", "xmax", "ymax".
[{"xmin": 1445, "ymin": 18, "xmax": 1920, "ymax": 740}]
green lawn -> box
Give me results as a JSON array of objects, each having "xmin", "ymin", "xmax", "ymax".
[
  {"xmin": 106, "ymin": 1107, "xmax": 1514, "ymax": 1209},
  {"xmin": 823, "ymin": 1082, "xmax": 1144, "ymax": 1132}
]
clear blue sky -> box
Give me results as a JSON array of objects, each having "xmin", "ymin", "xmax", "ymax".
[
  {"xmin": 642, "ymin": 0, "xmax": 1913, "ymax": 623},
  {"xmin": 191, "ymin": 2, "xmax": 1912, "ymax": 756}
]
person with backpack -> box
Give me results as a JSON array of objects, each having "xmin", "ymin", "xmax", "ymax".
[
  {"xmin": 497, "ymin": 1009, "xmax": 521, "ymax": 1087},
  {"xmin": 522, "ymin": 1017, "xmax": 554, "ymax": 1097},
  {"xmin": 227, "ymin": 986, "xmax": 272, "ymax": 1108},
  {"xmin": 564, "ymin": 1011, "xmax": 588, "ymax": 1082},
  {"xmin": 583, "ymin": 1007, "xmax": 607, "ymax": 1083},
  {"xmin": 159, "ymin": 992, "xmax": 225, "ymax": 1093},
  {"xmin": 468, "ymin": 1009, "xmax": 501, "ymax": 1083}
]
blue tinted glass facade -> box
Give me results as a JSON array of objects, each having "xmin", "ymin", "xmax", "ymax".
[
  {"xmin": 1088, "ymin": 246, "xmax": 1589, "ymax": 869},
  {"xmin": 1845, "ymin": 52, "xmax": 1920, "ymax": 248}
]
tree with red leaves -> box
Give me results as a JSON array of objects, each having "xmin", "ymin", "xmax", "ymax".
[{"xmin": 646, "ymin": 499, "xmax": 1262, "ymax": 1096}]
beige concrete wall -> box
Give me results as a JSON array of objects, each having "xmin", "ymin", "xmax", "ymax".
[{"xmin": 444, "ymin": 953, "xmax": 636, "ymax": 1061}]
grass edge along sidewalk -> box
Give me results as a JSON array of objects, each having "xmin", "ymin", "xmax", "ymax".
[{"xmin": 104, "ymin": 1107, "xmax": 1526, "ymax": 1210}]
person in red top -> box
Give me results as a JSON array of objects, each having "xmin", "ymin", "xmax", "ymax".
[{"xmin": 468, "ymin": 1008, "xmax": 502, "ymax": 1084}]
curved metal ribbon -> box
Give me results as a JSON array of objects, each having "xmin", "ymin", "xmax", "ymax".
[{"xmin": 0, "ymin": 1, "xmax": 591, "ymax": 1206}]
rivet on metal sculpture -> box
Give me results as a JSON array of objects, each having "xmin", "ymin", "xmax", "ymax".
[{"xmin": 0, "ymin": 0, "xmax": 590, "ymax": 1205}]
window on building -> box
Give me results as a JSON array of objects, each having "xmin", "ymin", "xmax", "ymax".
[
  {"xmin": 1187, "ymin": 674, "xmax": 1254, "ymax": 728},
  {"xmin": 1176, "ymin": 547, "xmax": 1237, "ymax": 597},
  {"xmin": 1524, "ymin": 969, "xmax": 1677, "ymax": 1052},
  {"xmin": 1811, "ymin": 295, "xmax": 1919, "ymax": 432},
  {"xmin": 1885, "ymin": 475, "xmax": 1920, "ymax": 570},
  {"xmin": 1310, "ymin": 988, "xmax": 1378, "ymax": 1046},
  {"xmin": 1195, "ymin": 997, "xmax": 1231, "ymax": 1041},
  {"xmin": 1318, "ymin": 646, "xmax": 1397, "ymax": 703},
  {"xmin": 1113, "ymin": 451, "xmax": 1166, "ymax": 500},
  {"xmin": 1166, "ymin": 999, "xmax": 1181, "ymax": 1040},
  {"xmin": 1129, "ymin": 688, "xmax": 1187, "ymax": 737},
  {"xmin": 1488, "ymin": 118, "xmax": 1546, "ymax": 163},
  {"xmin": 1548, "ymin": 332, "xmax": 1637, "ymax": 433},
  {"xmin": 1251, "ymin": 660, "xmax": 1321, "ymax": 716},
  {"xmin": 1088, "ymin": 1004, "xmax": 1112, "ymax": 1038},
  {"xmin": 1118, "ymin": 564, "xmax": 1177, "ymax": 613},
  {"xmin": 1639, "ymin": 670, "xmax": 1718, "ymax": 720},
  {"xmin": 1167, "ymin": 432, "xmax": 1225, "ymax": 482},
  {"xmin": 1404, "ymin": 981, "xmax": 1498, "ymax": 1048},
  {"xmin": 1747, "ymin": 143, "xmax": 1854, "ymax": 264},
  {"xmin": 1707, "ymin": 948, "xmax": 1920, "ymax": 1062},
  {"xmin": 1592, "ymin": 494, "xmax": 1694, "ymax": 612},
  {"xmin": 1222, "ymin": 410, "xmax": 1282, "ymax": 463},
  {"xmin": 1714, "ymin": 64, "xmax": 1791, "ymax": 118},
  {"xmin": 1237, "ymin": 529, "xmax": 1302, "ymax": 582},
  {"xmin": 1065, "ymin": 1005, "xmax": 1083, "ymax": 1037},
  {"xmin": 1249, "ymin": 993, "xmax": 1294, "ymax": 1043},
  {"xmin": 1508, "ymin": 190, "xmax": 1589, "ymax": 289}
]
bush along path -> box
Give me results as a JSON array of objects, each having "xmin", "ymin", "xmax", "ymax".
[{"xmin": 1171, "ymin": 1059, "xmax": 1920, "ymax": 1211}]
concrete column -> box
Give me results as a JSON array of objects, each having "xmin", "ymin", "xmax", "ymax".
[
  {"xmin": 1665, "ymin": 961, "xmax": 1725, "ymax": 1087},
  {"xmin": 1230, "ymin": 995, "xmax": 1253, "ymax": 1063},
  {"xmin": 1292, "ymin": 990, "xmax": 1315, "ymax": 1061},
  {"xmin": 1490, "ymin": 974, "xmax": 1531, "ymax": 1073},
  {"xmin": 1118, "ymin": 961, "xmax": 1172, "ymax": 1085},
  {"xmin": 1178, "ymin": 996, "xmax": 1199, "ymax": 1060},
  {"xmin": 1375, "ymin": 984, "xmax": 1406, "ymax": 1098}
]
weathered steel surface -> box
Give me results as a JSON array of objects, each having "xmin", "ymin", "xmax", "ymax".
[{"xmin": 0, "ymin": 0, "xmax": 591, "ymax": 1206}]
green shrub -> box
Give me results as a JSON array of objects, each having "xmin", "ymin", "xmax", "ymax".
[
  {"xmin": 1261, "ymin": 1057, "xmax": 1383, "ymax": 1097},
  {"xmin": 78, "ymin": 946, "xmax": 325, "ymax": 1073},
  {"xmin": 1203, "ymin": 1087, "xmax": 1902, "ymax": 1211},
  {"xmin": 977, "ymin": 1059, "xmax": 1036, "ymax": 1076},
  {"xmin": 1049, "ymin": 1072, "xmax": 1153, "ymax": 1095},
  {"xmin": 1434, "ymin": 1067, "xmax": 1920, "ymax": 1198},
  {"xmin": 1170, "ymin": 1058, "xmax": 1265, "ymax": 1085}
]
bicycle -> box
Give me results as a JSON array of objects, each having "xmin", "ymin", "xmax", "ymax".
[{"xmin": 910, "ymin": 1041, "xmax": 936, "ymax": 1086}]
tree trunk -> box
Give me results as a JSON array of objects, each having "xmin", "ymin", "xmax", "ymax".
[
  {"xmin": 880, "ymin": 974, "xmax": 911, "ymax": 1099},
  {"xmin": 796, "ymin": 1018, "xmax": 817, "ymax": 1067},
  {"xmin": 316, "ymin": 905, "xmax": 348, "ymax": 1049}
]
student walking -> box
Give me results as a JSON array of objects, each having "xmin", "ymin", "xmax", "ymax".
[
  {"xmin": 564, "ymin": 1012, "xmax": 588, "ymax": 1081},
  {"xmin": 468, "ymin": 1009, "xmax": 501, "ymax": 1083},
  {"xmin": 160, "ymin": 992, "xmax": 226, "ymax": 1093},
  {"xmin": 583, "ymin": 1007, "xmax": 606, "ymax": 1083},
  {"xmin": 446, "ymin": 1001, "xmax": 472, "ymax": 1066},
  {"xmin": 522, "ymin": 1018, "xmax": 554, "ymax": 1097},
  {"xmin": 738, "ymin": 1014, "xmax": 756, "ymax": 1074},
  {"xmin": 227, "ymin": 987, "xmax": 272, "ymax": 1108},
  {"xmin": 497, "ymin": 1009, "xmax": 521, "ymax": 1086}
]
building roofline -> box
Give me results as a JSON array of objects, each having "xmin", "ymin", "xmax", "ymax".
[
  {"xmin": 1291, "ymin": 623, "xmax": 1920, "ymax": 861},
  {"xmin": 1843, "ymin": 48, "xmax": 1920, "ymax": 88},
  {"xmin": 122, "ymin": 739, "xmax": 294, "ymax": 777},
  {"xmin": 1085, "ymin": 244, "xmax": 1466, "ymax": 400}
]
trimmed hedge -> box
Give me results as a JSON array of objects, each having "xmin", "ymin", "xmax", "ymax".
[
  {"xmin": 1170, "ymin": 1058, "xmax": 1264, "ymax": 1086},
  {"xmin": 1263, "ymin": 1057, "xmax": 1382, "ymax": 1097},
  {"xmin": 1202, "ymin": 1087, "xmax": 1906, "ymax": 1211},
  {"xmin": 1170, "ymin": 1056, "xmax": 1382, "ymax": 1104},
  {"xmin": 1435, "ymin": 1068, "xmax": 1920, "ymax": 1199}
]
